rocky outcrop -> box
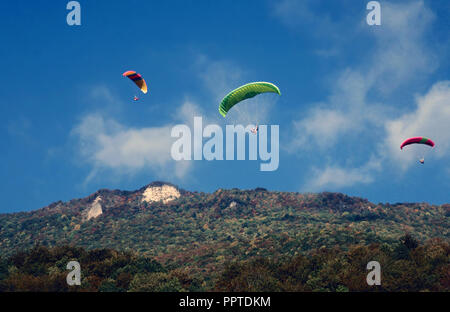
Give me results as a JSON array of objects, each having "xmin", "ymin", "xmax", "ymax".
[
  {"xmin": 83, "ymin": 196, "xmax": 103, "ymax": 221},
  {"xmin": 141, "ymin": 184, "xmax": 181, "ymax": 204}
]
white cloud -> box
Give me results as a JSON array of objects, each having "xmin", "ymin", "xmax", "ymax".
[
  {"xmin": 291, "ymin": 108, "xmax": 352, "ymax": 150},
  {"xmin": 72, "ymin": 54, "xmax": 265, "ymax": 185},
  {"xmin": 174, "ymin": 100, "xmax": 208, "ymax": 126},
  {"xmin": 289, "ymin": 1, "xmax": 436, "ymax": 152},
  {"xmin": 301, "ymin": 80, "xmax": 450, "ymax": 191},
  {"xmin": 304, "ymin": 156, "xmax": 382, "ymax": 191},
  {"xmin": 367, "ymin": 1, "xmax": 436, "ymax": 94},
  {"xmin": 289, "ymin": 69, "xmax": 370, "ymax": 150},
  {"xmin": 286, "ymin": 2, "xmax": 434, "ymax": 141},
  {"xmin": 72, "ymin": 113, "xmax": 189, "ymax": 182},
  {"xmin": 304, "ymin": 81, "xmax": 450, "ymax": 191},
  {"xmin": 384, "ymin": 81, "xmax": 450, "ymax": 169},
  {"xmin": 280, "ymin": 1, "xmax": 444, "ymax": 189},
  {"xmin": 196, "ymin": 55, "xmax": 244, "ymax": 104},
  {"xmin": 305, "ymin": 165, "xmax": 374, "ymax": 191}
]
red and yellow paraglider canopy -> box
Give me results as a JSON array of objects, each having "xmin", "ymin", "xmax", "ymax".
[{"xmin": 123, "ymin": 71, "xmax": 148, "ymax": 94}]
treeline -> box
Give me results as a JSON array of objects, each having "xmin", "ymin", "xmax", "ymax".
[
  {"xmin": 1, "ymin": 189, "xmax": 448, "ymax": 283},
  {"xmin": 0, "ymin": 245, "xmax": 203, "ymax": 292},
  {"xmin": 0, "ymin": 235, "xmax": 448, "ymax": 292},
  {"xmin": 216, "ymin": 235, "xmax": 450, "ymax": 292}
]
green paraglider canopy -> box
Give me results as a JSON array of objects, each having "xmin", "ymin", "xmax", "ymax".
[{"xmin": 219, "ymin": 82, "xmax": 281, "ymax": 117}]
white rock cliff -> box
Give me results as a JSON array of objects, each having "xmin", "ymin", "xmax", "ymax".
[
  {"xmin": 84, "ymin": 196, "xmax": 103, "ymax": 221},
  {"xmin": 141, "ymin": 185, "xmax": 181, "ymax": 204}
]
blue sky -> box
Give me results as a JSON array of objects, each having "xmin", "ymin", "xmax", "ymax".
[{"xmin": 0, "ymin": 0, "xmax": 449, "ymax": 213}]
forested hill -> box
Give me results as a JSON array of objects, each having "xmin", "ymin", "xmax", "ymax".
[{"xmin": 0, "ymin": 182, "xmax": 448, "ymax": 279}]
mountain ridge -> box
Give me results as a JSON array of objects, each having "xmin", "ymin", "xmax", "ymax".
[
  {"xmin": 5, "ymin": 181, "xmax": 382, "ymax": 216},
  {"xmin": 0, "ymin": 181, "xmax": 448, "ymax": 280}
]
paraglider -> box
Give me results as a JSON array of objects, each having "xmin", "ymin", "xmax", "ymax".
[
  {"xmin": 400, "ymin": 137, "xmax": 435, "ymax": 150},
  {"xmin": 400, "ymin": 137, "xmax": 435, "ymax": 164},
  {"xmin": 123, "ymin": 71, "xmax": 148, "ymax": 99},
  {"xmin": 219, "ymin": 82, "xmax": 281, "ymax": 117}
]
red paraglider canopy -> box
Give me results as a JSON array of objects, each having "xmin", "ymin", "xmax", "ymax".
[{"xmin": 400, "ymin": 137, "xmax": 435, "ymax": 150}]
